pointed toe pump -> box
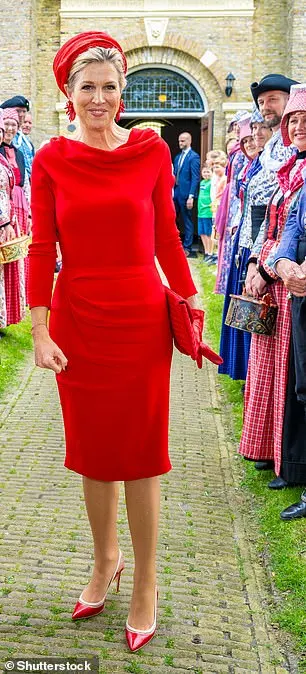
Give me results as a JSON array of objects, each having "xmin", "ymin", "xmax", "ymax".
[
  {"xmin": 125, "ymin": 588, "xmax": 158, "ymax": 652},
  {"xmin": 72, "ymin": 550, "xmax": 124, "ymax": 620}
]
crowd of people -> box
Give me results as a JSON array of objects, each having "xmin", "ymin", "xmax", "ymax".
[
  {"xmin": 1, "ymin": 25, "xmax": 305, "ymax": 653},
  {"xmin": 214, "ymin": 76, "xmax": 306, "ymax": 522},
  {"xmin": 172, "ymin": 74, "xmax": 306, "ymax": 522}
]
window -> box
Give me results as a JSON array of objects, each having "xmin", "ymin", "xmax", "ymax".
[{"xmin": 123, "ymin": 69, "xmax": 205, "ymax": 113}]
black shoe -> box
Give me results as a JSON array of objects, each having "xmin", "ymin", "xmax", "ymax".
[
  {"xmin": 254, "ymin": 460, "xmax": 274, "ymax": 470},
  {"xmin": 268, "ymin": 476, "xmax": 288, "ymax": 489},
  {"xmin": 280, "ymin": 500, "xmax": 306, "ymax": 520}
]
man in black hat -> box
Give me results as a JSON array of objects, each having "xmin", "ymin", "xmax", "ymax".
[
  {"xmin": 0, "ymin": 95, "xmax": 34, "ymax": 179},
  {"xmin": 245, "ymin": 73, "xmax": 299, "ymax": 300}
]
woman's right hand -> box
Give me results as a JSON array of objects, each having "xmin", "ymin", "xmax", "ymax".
[
  {"xmin": 32, "ymin": 326, "xmax": 68, "ymax": 373},
  {"xmin": 245, "ymin": 262, "xmax": 258, "ymax": 295}
]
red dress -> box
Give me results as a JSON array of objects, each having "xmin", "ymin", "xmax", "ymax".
[{"xmin": 29, "ymin": 129, "xmax": 197, "ymax": 481}]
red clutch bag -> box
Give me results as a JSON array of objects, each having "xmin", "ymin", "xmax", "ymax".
[{"xmin": 164, "ymin": 286, "xmax": 223, "ymax": 369}]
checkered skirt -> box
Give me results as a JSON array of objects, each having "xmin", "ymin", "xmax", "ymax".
[{"xmin": 238, "ymin": 281, "xmax": 291, "ymax": 475}]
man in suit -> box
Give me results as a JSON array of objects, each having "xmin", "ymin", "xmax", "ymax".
[{"xmin": 173, "ymin": 132, "xmax": 201, "ymax": 255}]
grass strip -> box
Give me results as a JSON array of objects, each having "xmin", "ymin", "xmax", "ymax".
[
  {"xmin": 0, "ymin": 313, "xmax": 32, "ymax": 396},
  {"xmin": 198, "ymin": 261, "xmax": 306, "ymax": 666}
]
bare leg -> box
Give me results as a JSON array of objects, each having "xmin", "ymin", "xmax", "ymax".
[
  {"xmin": 201, "ymin": 234, "xmax": 213, "ymax": 255},
  {"xmin": 81, "ymin": 477, "xmax": 120, "ymax": 602},
  {"xmin": 125, "ymin": 476, "xmax": 160, "ymax": 630}
]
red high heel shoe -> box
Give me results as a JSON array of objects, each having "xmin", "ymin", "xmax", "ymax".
[
  {"xmin": 72, "ymin": 550, "xmax": 124, "ymax": 620},
  {"xmin": 125, "ymin": 588, "xmax": 158, "ymax": 652}
]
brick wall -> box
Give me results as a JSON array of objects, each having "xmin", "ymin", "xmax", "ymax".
[
  {"xmin": 0, "ymin": 0, "xmax": 34, "ymax": 102},
  {"xmin": 1, "ymin": 1, "xmax": 305, "ymax": 149}
]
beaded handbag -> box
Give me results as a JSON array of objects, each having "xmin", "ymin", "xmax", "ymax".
[{"xmin": 225, "ymin": 291, "xmax": 278, "ymax": 336}]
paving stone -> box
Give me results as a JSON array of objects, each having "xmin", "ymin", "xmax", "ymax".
[{"xmin": 0, "ymin": 280, "xmax": 296, "ymax": 673}]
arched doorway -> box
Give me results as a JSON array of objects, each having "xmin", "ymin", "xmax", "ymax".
[
  {"xmin": 120, "ymin": 65, "xmax": 213, "ymax": 163},
  {"xmin": 120, "ymin": 65, "xmax": 213, "ymax": 252}
]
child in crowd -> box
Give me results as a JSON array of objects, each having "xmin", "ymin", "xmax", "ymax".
[
  {"xmin": 198, "ymin": 164, "xmax": 213, "ymax": 262},
  {"xmin": 211, "ymin": 156, "xmax": 227, "ymax": 212},
  {"xmin": 208, "ymin": 155, "xmax": 228, "ymax": 265}
]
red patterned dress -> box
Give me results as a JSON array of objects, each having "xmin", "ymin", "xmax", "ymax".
[
  {"xmin": 0, "ymin": 154, "xmax": 26, "ymax": 327},
  {"xmin": 239, "ymin": 153, "xmax": 306, "ymax": 475},
  {"xmin": 0, "ymin": 144, "xmax": 30, "ymax": 303}
]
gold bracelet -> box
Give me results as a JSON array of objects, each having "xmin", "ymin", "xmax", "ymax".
[{"xmin": 31, "ymin": 323, "xmax": 48, "ymax": 332}]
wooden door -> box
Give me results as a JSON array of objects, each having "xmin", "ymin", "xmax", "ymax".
[{"xmin": 201, "ymin": 111, "xmax": 214, "ymax": 165}]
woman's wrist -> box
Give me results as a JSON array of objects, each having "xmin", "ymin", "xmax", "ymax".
[{"xmin": 31, "ymin": 323, "xmax": 48, "ymax": 335}]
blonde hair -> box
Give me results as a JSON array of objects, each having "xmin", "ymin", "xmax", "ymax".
[
  {"xmin": 213, "ymin": 156, "xmax": 227, "ymax": 168},
  {"xmin": 67, "ymin": 46, "xmax": 126, "ymax": 93}
]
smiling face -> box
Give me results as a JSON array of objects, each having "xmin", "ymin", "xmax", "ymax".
[
  {"xmin": 242, "ymin": 135, "xmax": 258, "ymax": 159},
  {"xmin": 257, "ymin": 90, "xmax": 289, "ymax": 129},
  {"xmin": 201, "ymin": 165, "xmax": 212, "ymax": 180},
  {"xmin": 3, "ymin": 118, "xmax": 18, "ymax": 144},
  {"xmin": 22, "ymin": 113, "xmax": 32, "ymax": 135},
  {"xmin": 252, "ymin": 122, "xmax": 272, "ymax": 150},
  {"xmin": 68, "ymin": 61, "xmax": 122, "ymax": 131},
  {"xmin": 288, "ymin": 110, "xmax": 306, "ymax": 151}
]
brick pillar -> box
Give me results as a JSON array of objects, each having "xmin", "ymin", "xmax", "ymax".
[
  {"xmin": 286, "ymin": 1, "xmax": 306, "ymax": 81},
  {"xmin": 0, "ymin": 0, "xmax": 33, "ymax": 101},
  {"xmin": 252, "ymin": 0, "xmax": 288, "ymax": 81},
  {"xmin": 34, "ymin": 0, "xmax": 61, "ymax": 145}
]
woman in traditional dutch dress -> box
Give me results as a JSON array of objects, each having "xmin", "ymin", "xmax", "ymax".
[
  {"xmin": 218, "ymin": 113, "xmax": 272, "ymax": 380},
  {"xmin": 0, "ymin": 109, "xmax": 26, "ymax": 328},
  {"xmin": 239, "ymin": 86, "xmax": 306, "ymax": 488},
  {"xmin": 0, "ymin": 108, "xmax": 30, "ymax": 304}
]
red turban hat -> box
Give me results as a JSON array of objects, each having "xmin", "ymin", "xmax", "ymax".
[{"xmin": 53, "ymin": 31, "xmax": 127, "ymax": 95}]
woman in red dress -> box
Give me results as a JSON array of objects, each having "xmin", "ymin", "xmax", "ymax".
[{"xmin": 29, "ymin": 32, "xmax": 197, "ymax": 652}]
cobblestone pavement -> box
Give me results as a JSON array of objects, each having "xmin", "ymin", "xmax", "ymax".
[{"xmin": 0, "ymin": 337, "xmax": 296, "ymax": 672}]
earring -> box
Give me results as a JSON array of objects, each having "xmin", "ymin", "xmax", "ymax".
[
  {"xmin": 65, "ymin": 100, "xmax": 76, "ymax": 122},
  {"xmin": 115, "ymin": 99, "xmax": 125, "ymax": 123}
]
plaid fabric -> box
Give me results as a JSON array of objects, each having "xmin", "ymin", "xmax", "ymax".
[
  {"xmin": 13, "ymin": 186, "xmax": 29, "ymax": 304},
  {"xmin": 239, "ymin": 282, "xmax": 291, "ymax": 475},
  {"xmin": 4, "ymin": 260, "xmax": 23, "ymax": 324}
]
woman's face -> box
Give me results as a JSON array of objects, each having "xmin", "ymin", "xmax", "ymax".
[
  {"xmin": 0, "ymin": 129, "xmax": 3, "ymax": 144},
  {"xmin": 252, "ymin": 122, "xmax": 272, "ymax": 150},
  {"xmin": 3, "ymin": 119, "xmax": 18, "ymax": 144},
  {"xmin": 69, "ymin": 61, "xmax": 122, "ymax": 131},
  {"xmin": 243, "ymin": 135, "xmax": 257, "ymax": 159},
  {"xmin": 288, "ymin": 111, "xmax": 306, "ymax": 151}
]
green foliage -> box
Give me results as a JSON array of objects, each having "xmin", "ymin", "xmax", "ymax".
[
  {"xmin": 0, "ymin": 314, "xmax": 32, "ymax": 394},
  {"xmin": 198, "ymin": 262, "xmax": 306, "ymax": 664}
]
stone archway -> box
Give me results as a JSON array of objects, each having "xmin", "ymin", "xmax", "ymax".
[{"xmin": 123, "ymin": 45, "xmax": 225, "ymax": 147}]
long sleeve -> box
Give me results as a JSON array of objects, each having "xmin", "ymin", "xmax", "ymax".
[
  {"xmin": 190, "ymin": 152, "xmax": 200, "ymax": 197},
  {"xmin": 273, "ymin": 187, "xmax": 306, "ymax": 267},
  {"xmin": 0, "ymin": 166, "xmax": 11, "ymax": 226},
  {"xmin": 153, "ymin": 144, "xmax": 197, "ymax": 298},
  {"xmin": 28, "ymin": 153, "xmax": 57, "ymax": 308}
]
